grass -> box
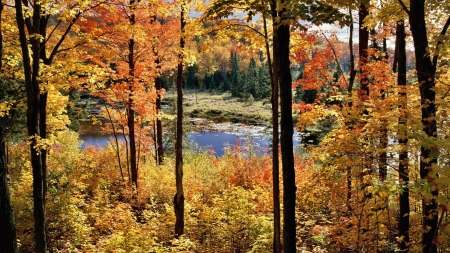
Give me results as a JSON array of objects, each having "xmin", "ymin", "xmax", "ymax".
[{"xmin": 164, "ymin": 90, "xmax": 274, "ymax": 125}]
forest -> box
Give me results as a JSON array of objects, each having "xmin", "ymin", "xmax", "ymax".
[{"xmin": 0, "ymin": 0, "xmax": 450, "ymax": 252}]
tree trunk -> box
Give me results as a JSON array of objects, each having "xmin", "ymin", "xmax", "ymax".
[
  {"xmin": 263, "ymin": 8, "xmax": 280, "ymax": 252},
  {"xmin": 378, "ymin": 32, "xmax": 388, "ymax": 182},
  {"xmin": 276, "ymin": 1, "xmax": 296, "ymax": 251},
  {"xmin": 0, "ymin": 3, "xmax": 18, "ymax": 251},
  {"xmin": 358, "ymin": 3, "xmax": 369, "ymax": 99},
  {"xmin": 155, "ymin": 58, "xmax": 164, "ymax": 165},
  {"xmin": 0, "ymin": 129, "xmax": 18, "ymax": 253},
  {"xmin": 346, "ymin": 4, "xmax": 355, "ymax": 206},
  {"xmin": 409, "ymin": 1, "xmax": 439, "ymax": 252},
  {"xmin": 396, "ymin": 19, "xmax": 410, "ymax": 253},
  {"xmin": 15, "ymin": 1, "xmax": 48, "ymax": 252},
  {"xmin": 128, "ymin": 0, "xmax": 138, "ymax": 188},
  {"xmin": 174, "ymin": 2, "xmax": 186, "ymax": 238}
]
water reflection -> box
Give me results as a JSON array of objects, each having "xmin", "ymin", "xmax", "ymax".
[{"xmin": 78, "ymin": 120, "xmax": 305, "ymax": 156}]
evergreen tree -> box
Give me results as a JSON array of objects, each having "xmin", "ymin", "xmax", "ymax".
[
  {"xmin": 256, "ymin": 61, "xmax": 270, "ymax": 99},
  {"xmin": 219, "ymin": 72, "xmax": 230, "ymax": 92},
  {"xmin": 213, "ymin": 70, "xmax": 224, "ymax": 89},
  {"xmin": 245, "ymin": 57, "xmax": 258, "ymax": 98},
  {"xmin": 230, "ymin": 52, "xmax": 243, "ymax": 97},
  {"xmin": 185, "ymin": 64, "xmax": 199, "ymax": 89},
  {"xmin": 209, "ymin": 76, "xmax": 216, "ymax": 92},
  {"xmin": 202, "ymin": 74, "xmax": 211, "ymax": 91}
]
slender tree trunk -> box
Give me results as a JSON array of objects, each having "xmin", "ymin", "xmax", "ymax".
[
  {"xmin": 40, "ymin": 92, "xmax": 48, "ymax": 198},
  {"xmin": 103, "ymin": 101, "xmax": 125, "ymax": 180},
  {"xmin": 378, "ymin": 32, "xmax": 388, "ymax": 182},
  {"xmin": 409, "ymin": 1, "xmax": 439, "ymax": 252},
  {"xmin": 276, "ymin": 1, "xmax": 296, "ymax": 251},
  {"xmin": 174, "ymin": 2, "xmax": 186, "ymax": 237},
  {"xmin": 0, "ymin": 132, "xmax": 18, "ymax": 253},
  {"xmin": 396, "ymin": 19, "xmax": 410, "ymax": 253},
  {"xmin": 346, "ymin": 4, "xmax": 355, "ymax": 206},
  {"xmin": 263, "ymin": 9, "xmax": 280, "ymax": 253},
  {"xmin": 155, "ymin": 59, "xmax": 164, "ymax": 165},
  {"xmin": 358, "ymin": 3, "xmax": 369, "ymax": 99},
  {"xmin": 15, "ymin": 1, "xmax": 48, "ymax": 252},
  {"xmin": 0, "ymin": 3, "xmax": 18, "ymax": 251},
  {"xmin": 128, "ymin": 0, "xmax": 138, "ymax": 188}
]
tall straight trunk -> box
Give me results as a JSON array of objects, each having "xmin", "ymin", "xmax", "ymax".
[
  {"xmin": 128, "ymin": 0, "xmax": 138, "ymax": 188},
  {"xmin": 358, "ymin": 3, "xmax": 371, "ymax": 206},
  {"xmin": 346, "ymin": 4, "xmax": 355, "ymax": 206},
  {"xmin": 155, "ymin": 58, "xmax": 164, "ymax": 165},
  {"xmin": 396, "ymin": 19, "xmax": 410, "ymax": 253},
  {"xmin": 174, "ymin": 2, "xmax": 186, "ymax": 237},
  {"xmin": 276, "ymin": 1, "xmax": 296, "ymax": 251},
  {"xmin": 358, "ymin": 3, "xmax": 369, "ymax": 99},
  {"xmin": 0, "ymin": 132, "xmax": 18, "ymax": 253},
  {"xmin": 0, "ymin": 3, "xmax": 18, "ymax": 251},
  {"xmin": 263, "ymin": 8, "xmax": 280, "ymax": 253},
  {"xmin": 14, "ymin": 0, "xmax": 48, "ymax": 251},
  {"xmin": 409, "ymin": 1, "xmax": 443, "ymax": 252},
  {"xmin": 378, "ymin": 31, "xmax": 388, "ymax": 182},
  {"xmin": 40, "ymin": 92, "xmax": 48, "ymax": 198}
]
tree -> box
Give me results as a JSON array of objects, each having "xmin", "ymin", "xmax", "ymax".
[
  {"xmin": 404, "ymin": 1, "xmax": 450, "ymax": 251},
  {"xmin": 396, "ymin": 18, "xmax": 410, "ymax": 253},
  {"xmin": 0, "ymin": 3, "xmax": 18, "ymax": 251},
  {"xmin": 174, "ymin": 0, "xmax": 186, "ymax": 237},
  {"xmin": 86, "ymin": 0, "xmax": 178, "ymax": 184},
  {"xmin": 209, "ymin": 75, "xmax": 217, "ymax": 92},
  {"xmin": 244, "ymin": 57, "xmax": 258, "ymax": 97},
  {"xmin": 275, "ymin": 1, "xmax": 296, "ymax": 250},
  {"xmin": 230, "ymin": 52, "xmax": 243, "ymax": 97},
  {"xmin": 256, "ymin": 62, "xmax": 270, "ymax": 99},
  {"xmin": 14, "ymin": 0, "xmax": 99, "ymax": 250},
  {"xmin": 0, "ymin": 126, "xmax": 18, "ymax": 253}
]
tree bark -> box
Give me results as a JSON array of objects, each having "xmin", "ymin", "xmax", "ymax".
[
  {"xmin": 358, "ymin": 3, "xmax": 369, "ymax": 99},
  {"xmin": 409, "ymin": 1, "xmax": 439, "ymax": 252},
  {"xmin": 0, "ymin": 3, "xmax": 17, "ymax": 251},
  {"xmin": 174, "ymin": 2, "xmax": 186, "ymax": 238},
  {"xmin": 396, "ymin": 19, "xmax": 410, "ymax": 253},
  {"xmin": 264, "ymin": 7, "xmax": 280, "ymax": 252},
  {"xmin": 276, "ymin": 1, "xmax": 296, "ymax": 251},
  {"xmin": 14, "ymin": 1, "xmax": 48, "ymax": 252},
  {"xmin": 128, "ymin": 0, "xmax": 138, "ymax": 188},
  {"xmin": 0, "ymin": 130, "xmax": 18, "ymax": 253},
  {"xmin": 154, "ymin": 56, "xmax": 164, "ymax": 165}
]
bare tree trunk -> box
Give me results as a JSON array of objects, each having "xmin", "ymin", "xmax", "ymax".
[
  {"xmin": 128, "ymin": 0, "xmax": 138, "ymax": 188},
  {"xmin": 276, "ymin": 1, "xmax": 296, "ymax": 251},
  {"xmin": 14, "ymin": 1, "xmax": 48, "ymax": 251},
  {"xmin": 174, "ymin": 2, "xmax": 186, "ymax": 238},
  {"xmin": 408, "ymin": 1, "xmax": 447, "ymax": 251},
  {"xmin": 346, "ymin": 4, "xmax": 355, "ymax": 206},
  {"xmin": 263, "ymin": 9, "xmax": 280, "ymax": 253},
  {"xmin": 396, "ymin": 19, "xmax": 410, "ymax": 253},
  {"xmin": 155, "ymin": 74, "xmax": 164, "ymax": 165},
  {"xmin": 0, "ymin": 3, "xmax": 18, "ymax": 250},
  {"xmin": 0, "ymin": 131, "xmax": 18, "ymax": 253},
  {"xmin": 358, "ymin": 3, "xmax": 369, "ymax": 99}
]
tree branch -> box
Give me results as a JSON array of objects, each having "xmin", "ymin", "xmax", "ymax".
[
  {"xmin": 432, "ymin": 15, "xmax": 450, "ymax": 68},
  {"xmin": 318, "ymin": 27, "xmax": 348, "ymax": 87},
  {"xmin": 396, "ymin": 0, "xmax": 410, "ymax": 15}
]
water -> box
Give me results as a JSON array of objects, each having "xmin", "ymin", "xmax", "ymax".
[{"xmin": 79, "ymin": 120, "xmax": 306, "ymax": 156}]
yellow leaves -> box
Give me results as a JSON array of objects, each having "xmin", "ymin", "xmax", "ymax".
[
  {"xmin": 0, "ymin": 102, "xmax": 13, "ymax": 117},
  {"xmin": 28, "ymin": 33, "xmax": 44, "ymax": 42}
]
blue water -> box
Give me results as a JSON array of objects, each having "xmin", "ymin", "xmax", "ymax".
[
  {"xmin": 79, "ymin": 130, "xmax": 302, "ymax": 157},
  {"xmin": 188, "ymin": 131, "xmax": 272, "ymax": 156}
]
